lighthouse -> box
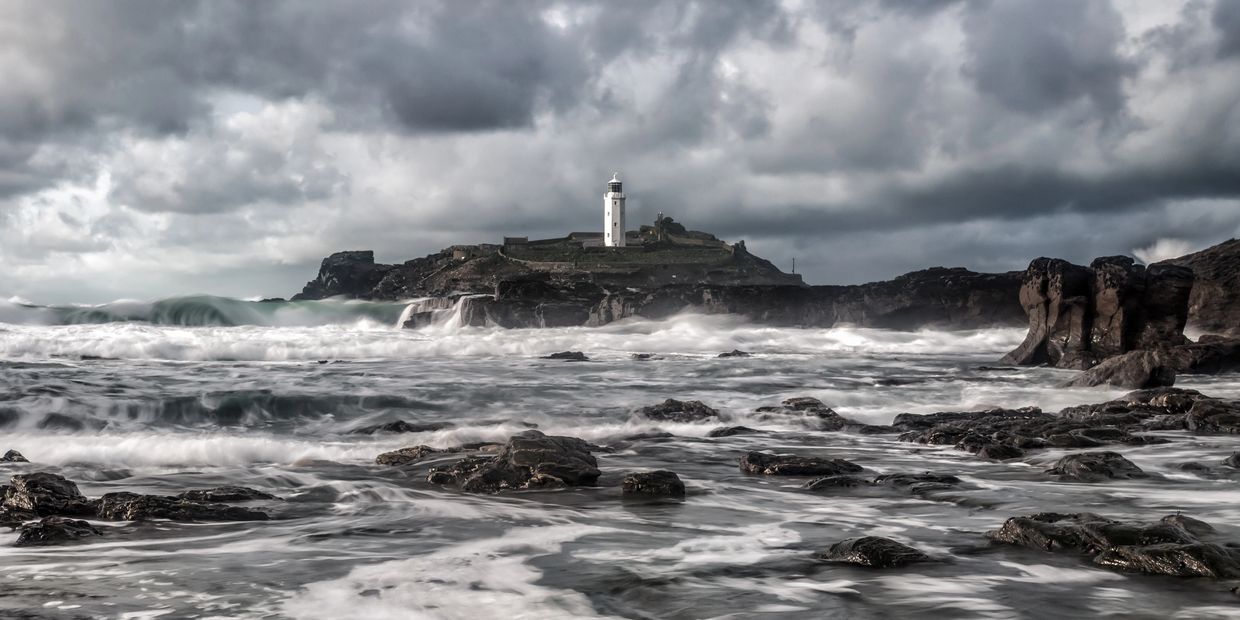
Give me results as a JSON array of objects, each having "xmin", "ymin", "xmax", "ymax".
[{"xmin": 604, "ymin": 173, "xmax": 626, "ymax": 247}]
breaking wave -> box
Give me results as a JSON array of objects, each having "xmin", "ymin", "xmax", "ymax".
[{"xmin": 0, "ymin": 295, "xmax": 410, "ymax": 327}]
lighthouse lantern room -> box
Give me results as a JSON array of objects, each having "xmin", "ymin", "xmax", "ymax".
[{"xmin": 604, "ymin": 173, "xmax": 626, "ymax": 247}]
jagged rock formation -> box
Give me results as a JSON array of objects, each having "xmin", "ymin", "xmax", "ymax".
[
  {"xmin": 1001, "ymin": 256, "xmax": 1194, "ymax": 370},
  {"xmin": 292, "ymin": 251, "xmax": 396, "ymax": 301},
  {"xmin": 1169, "ymin": 238, "xmax": 1240, "ymax": 337}
]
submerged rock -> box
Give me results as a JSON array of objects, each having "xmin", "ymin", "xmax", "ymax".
[
  {"xmin": 15, "ymin": 516, "xmax": 102, "ymax": 547},
  {"xmin": 95, "ymin": 492, "xmax": 269, "ymax": 522},
  {"xmin": 176, "ymin": 487, "xmax": 275, "ymax": 503},
  {"xmin": 542, "ymin": 351, "xmax": 589, "ymax": 361},
  {"xmin": 717, "ymin": 349, "xmax": 752, "ymax": 358},
  {"xmin": 4, "ymin": 473, "xmax": 96, "ymax": 517},
  {"xmin": 621, "ymin": 470, "xmax": 686, "ymax": 498},
  {"xmin": 350, "ymin": 420, "xmax": 454, "ymax": 435},
  {"xmin": 872, "ymin": 473, "xmax": 962, "ymax": 493},
  {"xmin": 815, "ymin": 536, "xmax": 931, "ymax": 568},
  {"xmin": 739, "ymin": 451, "xmax": 863, "ymax": 476},
  {"xmin": 1, "ymin": 450, "xmax": 28, "ymax": 463},
  {"xmin": 1046, "ymin": 452, "xmax": 1147, "ymax": 482},
  {"xmin": 638, "ymin": 399, "xmax": 721, "ymax": 423},
  {"xmin": 802, "ymin": 475, "xmax": 871, "ymax": 491},
  {"xmin": 427, "ymin": 431, "xmax": 600, "ymax": 494},
  {"xmin": 707, "ymin": 425, "xmax": 760, "ymax": 438},
  {"xmin": 753, "ymin": 397, "xmax": 865, "ymax": 431}
]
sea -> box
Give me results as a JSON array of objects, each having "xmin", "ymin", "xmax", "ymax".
[{"xmin": 2, "ymin": 295, "xmax": 1239, "ymax": 619}]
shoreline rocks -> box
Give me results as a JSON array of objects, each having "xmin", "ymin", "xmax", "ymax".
[
  {"xmin": 621, "ymin": 471, "xmax": 686, "ymax": 498},
  {"xmin": 1, "ymin": 450, "xmax": 28, "ymax": 463},
  {"xmin": 816, "ymin": 536, "xmax": 931, "ymax": 568},
  {"xmin": 739, "ymin": 451, "xmax": 863, "ymax": 476},
  {"xmin": 427, "ymin": 431, "xmax": 600, "ymax": 494},
  {"xmin": 638, "ymin": 399, "xmax": 720, "ymax": 423}
]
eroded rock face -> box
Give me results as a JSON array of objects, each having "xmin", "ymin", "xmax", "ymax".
[
  {"xmin": 95, "ymin": 492, "xmax": 270, "ymax": 522},
  {"xmin": 15, "ymin": 517, "xmax": 102, "ymax": 547},
  {"xmin": 1046, "ymin": 452, "xmax": 1147, "ymax": 482},
  {"xmin": 292, "ymin": 251, "xmax": 395, "ymax": 301},
  {"xmin": 1169, "ymin": 238, "xmax": 1240, "ymax": 337},
  {"xmin": 427, "ymin": 431, "xmax": 600, "ymax": 494},
  {"xmin": 815, "ymin": 536, "xmax": 930, "ymax": 568},
  {"xmin": 986, "ymin": 512, "xmax": 1240, "ymax": 580},
  {"xmin": 739, "ymin": 451, "xmax": 863, "ymax": 476},
  {"xmin": 5, "ymin": 473, "xmax": 96, "ymax": 517},
  {"xmin": 621, "ymin": 471, "xmax": 686, "ymax": 498},
  {"xmin": 1001, "ymin": 256, "xmax": 1194, "ymax": 371},
  {"xmin": 638, "ymin": 399, "xmax": 721, "ymax": 423}
]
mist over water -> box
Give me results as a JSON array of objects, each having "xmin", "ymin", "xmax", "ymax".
[{"xmin": 3, "ymin": 297, "xmax": 1240, "ymax": 619}]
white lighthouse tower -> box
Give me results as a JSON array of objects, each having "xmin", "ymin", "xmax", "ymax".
[{"xmin": 604, "ymin": 173, "xmax": 626, "ymax": 247}]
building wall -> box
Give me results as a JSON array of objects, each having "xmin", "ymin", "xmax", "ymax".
[{"xmin": 604, "ymin": 191, "xmax": 626, "ymax": 247}]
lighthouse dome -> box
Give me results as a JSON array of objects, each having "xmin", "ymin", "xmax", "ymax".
[{"xmin": 607, "ymin": 173, "xmax": 622, "ymax": 192}]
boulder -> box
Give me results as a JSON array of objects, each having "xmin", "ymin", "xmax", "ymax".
[
  {"xmin": 1, "ymin": 450, "xmax": 28, "ymax": 463},
  {"xmin": 15, "ymin": 516, "xmax": 102, "ymax": 547},
  {"xmin": 427, "ymin": 431, "xmax": 600, "ymax": 494},
  {"xmin": 1046, "ymin": 452, "xmax": 1147, "ymax": 482},
  {"xmin": 815, "ymin": 536, "xmax": 931, "ymax": 568},
  {"xmin": 95, "ymin": 492, "xmax": 269, "ymax": 522},
  {"xmin": 986, "ymin": 512, "xmax": 1195, "ymax": 554},
  {"xmin": 1224, "ymin": 453, "xmax": 1240, "ymax": 468},
  {"xmin": 1094, "ymin": 543, "xmax": 1240, "ymax": 579},
  {"xmin": 637, "ymin": 399, "xmax": 721, "ymax": 423},
  {"xmin": 176, "ymin": 487, "xmax": 275, "ymax": 503},
  {"xmin": 4, "ymin": 473, "xmax": 96, "ymax": 517},
  {"xmin": 1185, "ymin": 400, "xmax": 1240, "ymax": 434},
  {"xmin": 621, "ymin": 471, "xmax": 686, "ymax": 498},
  {"xmin": 1065, "ymin": 350, "xmax": 1176, "ymax": 389},
  {"xmin": 739, "ymin": 451, "xmax": 863, "ymax": 476}
]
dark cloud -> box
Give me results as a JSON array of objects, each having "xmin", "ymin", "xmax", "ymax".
[{"xmin": 1216, "ymin": 0, "xmax": 1240, "ymax": 57}]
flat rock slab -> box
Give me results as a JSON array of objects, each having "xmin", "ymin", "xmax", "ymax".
[{"xmin": 740, "ymin": 451, "xmax": 862, "ymax": 476}]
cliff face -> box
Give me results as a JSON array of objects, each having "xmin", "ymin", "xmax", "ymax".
[
  {"xmin": 291, "ymin": 251, "xmax": 396, "ymax": 301},
  {"xmin": 1169, "ymin": 238, "xmax": 1240, "ymax": 337}
]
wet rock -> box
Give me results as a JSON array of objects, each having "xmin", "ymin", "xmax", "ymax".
[
  {"xmin": 637, "ymin": 399, "xmax": 721, "ymax": 423},
  {"xmin": 95, "ymin": 492, "xmax": 269, "ymax": 522},
  {"xmin": 1224, "ymin": 453, "xmax": 1240, "ymax": 468},
  {"xmin": 976, "ymin": 444, "xmax": 1025, "ymax": 460},
  {"xmin": 631, "ymin": 353, "xmax": 658, "ymax": 360},
  {"xmin": 0, "ymin": 505, "xmax": 36, "ymax": 529},
  {"xmin": 1185, "ymin": 400, "xmax": 1240, "ymax": 434},
  {"xmin": 802, "ymin": 475, "xmax": 871, "ymax": 491},
  {"xmin": 717, "ymin": 349, "xmax": 751, "ymax": 358},
  {"xmin": 753, "ymin": 397, "xmax": 863, "ymax": 431},
  {"xmin": 707, "ymin": 426, "xmax": 760, "ymax": 438},
  {"xmin": 1, "ymin": 450, "xmax": 28, "ymax": 463},
  {"xmin": 1065, "ymin": 350, "xmax": 1177, "ymax": 389},
  {"xmin": 4, "ymin": 473, "xmax": 96, "ymax": 517},
  {"xmin": 739, "ymin": 451, "xmax": 863, "ymax": 476},
  {"xmin": 873, "ymin": 473, "xmax": 962, "ymax": 491},
  {"xmin": 427, "ymin": 431, "xmax": 600, "ymax": 494},
  {"xmin": 815, "ymin": 536, "xmax": 930, "ymax": 568},
  {"xmin": 621, "ymin": 471, "xmax": 685, "ymax": 498},
  {"xmin": 350, "ymin": 420, "xmax": 454, "ymax": 435},
  {"xmin": 1046, "ymin": 452, "xmax": 1147, "ymax": 482},
  {"xmin": 1094, "ymin": 543, "xmax": 1240, "ymax": 579},
  {"xmin": 376, "ymin": 445, "xmax": 445, "ymax": 466},
  {"xmin": 176, "ymin": 487, "xmax": 275, "ymax": 503},
  {"xmin": 15, "ymin": 516, "xmax": 102, "ymax": 547},
  {"xmin": 542, "ymin": 351, "xmax": 589, "ymax": 361},
  {"xmin": 1161, "ymin": 514, "xmax": 1215, "ymax": 537}
]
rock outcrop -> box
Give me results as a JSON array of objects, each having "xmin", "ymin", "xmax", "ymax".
[
  {"xmin": 292, "ymin": 251, "xmax": 396, "ymax": 301},
  {"xmin": 1, "ymin": 450, "xmax": 27, "ymax": 463},
  {"xmin": 1064, "ymin": 350, "xmax": 1177, "ymax": 389},
  {"xmin": 739, "ymin": 451, "xmax": 863, "ymax": 476},
  {"xmin": 1169, "ymin": 238, "xmax": 1240, "ymax": 337},
  {"xmin": 1001, "ymin": 257, "xmax": 1194, "ymax": 370}
]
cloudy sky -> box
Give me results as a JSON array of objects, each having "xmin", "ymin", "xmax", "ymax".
[{"xmin": 2, "ymin": 0, "xmax": 1239, "ymax": 303}]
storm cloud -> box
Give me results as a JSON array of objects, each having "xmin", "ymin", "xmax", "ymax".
[{"xmin": 1, "ymin": 0, "xmax": 1239, "ymax": 303}]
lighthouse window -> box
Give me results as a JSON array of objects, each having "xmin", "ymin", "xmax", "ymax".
[{"xmin": 613, "ymin": 200, "xmax": 618, "ymax": 205}]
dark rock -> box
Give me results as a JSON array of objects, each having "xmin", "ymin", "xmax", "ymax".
[
  {"xmin": 15, "ymin": 516, "xmax": 102, "ymax": 547},
  {"xmin": 631, "ymin": 353, "xmax": 658, "ymax": 360},
  {"xmin": 1162, "ymin": 514, "xmax": 1215, "ymax": 537},
  {"xmin": 717, "ymin": 349, "xmax": 751, "ymax": 358},
  {"xmin": 1001, "ymin": 256, "xmax": 1194, "ymax": 370},
  {"xmin": 4, "ymin": 473, "xmax": 96, "ymax": 517},
  {"xmin": 1065, "ymin": 350, "xmax": 1177, "ymax": 389},
  {"xmin": 0, "ymin": 505, "xmax": 37, "ymax": 529},
  {"xmin": 292, "ymin": 250, "xmax": 396, "ymax": 301},
  {"xmin": 621, "ymin": 470, "xmax": 686, "ymax": 498},
  {"xmin": 976, "ymin": 444, "xmax": 1025, "ymax": 460},
  {"xmin": 753, "ymin": 397, "xmax": 865, "ymax": 431},
  {"xmin": 815, "ymin": 536, "xmax": 930, "ymax": 568},
  {"xmin": 427, "ymin": 431, "xmax": 600, "ymax": 494},
  {"xmin": 1186, "ymin": 400, "xmax": 1240, "ymax": 434},
  {"xmin": 637, "ymin": 399, "xmax": 721, "ymax": 423},
  {"xmin": 707, "ymin": 426, "xmax": 760, "ymax": 438},
  {"xmin": 95, "ymin": 492, "xmax": 269, "ymax": 522},
  {"xmin": 1094, "ymin": 543, "xmax": 1240, "ymax": 579},
  {"xmin": 1224, "ymin": 453, "xmax": 1240, "ymax": 468},
  {"xmin": 350, "ymin": 421, "xmax": 454, "ymax": 435},
  {"xmin": 376, "ymin": 445, "xmax": 445, "ymax": 466},
  {"xmin": 176, "ymin": 487, "xmax": 275, "ymax": 503},
  {"xmin": 1, "ymin": 450, "xmax": 27, "ymax": 463},
  {"xmin": 739, "ymin": 451, "xmax": 863, "ymax": 476},
  {"xmin": 1046, "ymin": 452, "xmax": 1147, "ymax": 482},
  {"xmin": 1167, "ymin": 238, "xmax": 1240, "ymax": 338},
  {"xmin": 542, "ymin": 351, "xmax": 589, "ymax": 361},
  {"xmin": 873, "ymin": 473, "xmax": 962, "ymax": 488},
  {"xmin": 802, "ymin": 475, "xmax": 871, "ymax": 491}
]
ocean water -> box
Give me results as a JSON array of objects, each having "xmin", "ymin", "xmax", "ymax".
[{"xmin": 2, "ymin": 297, "xmax": 1240, "ymax": 619}]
